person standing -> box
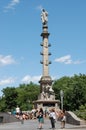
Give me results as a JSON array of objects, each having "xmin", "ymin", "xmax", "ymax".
[
  {"xmin": 60, "ymin": 110, "xmax": 66, "ymax": 129},
  {"xmin": 16, "ymin": 106, "xmax": 20, "ymax": 115},
  {"xmin": 49, "ymin": 108, "xmax": 56, "ymax": 130},
  {"xmin": 58, "ymin": 109, "xmax": 66, "ymax": 129},
  {"xmin": 37, "ymin": 108, "xmax": 44, "ymax": 129}
]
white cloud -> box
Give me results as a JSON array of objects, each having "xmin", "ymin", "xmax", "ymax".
[
  {"xmin": 0, "ymin": 78, "xmax": 15, "ymax": 86},
  {"xmin": 21, "ymin": 75, "xmax": 41, "ymax": 84},
  {"xmin": 36, "ymin": 5, "xmax": 43, "ymax": 11},
  {"xmin": 4, "ymin": 0, "xmax": 20, "ymax": 12},
  {"xmin": 73, "ymin": 60, "xmax": 86, "ymax": 64},
  {"xmin": 21, "ymin": 75, "xmax": 58, "ymax": 84},
  {"xmin": 0, "ymin": 55, "xmax": 16, "ymax": 66},
  {"xmin": 54, "ymin": 55, "xmax": 85, "ymax": 64}
]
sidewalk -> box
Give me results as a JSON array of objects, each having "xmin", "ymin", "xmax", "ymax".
[
  {"xmin": 58, "ymin": 126, "xmax": 86, "ymax": 130},
  {"xmin": 0, "ymin": 119, "xmax": 86, "ymax": 130},
  {"xmin": 58, "ymin": 124, "xmax": 86, "ymax": 130}
]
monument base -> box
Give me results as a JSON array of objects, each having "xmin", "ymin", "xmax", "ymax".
[
  {"xmin": 33, "ymin": 99, "xmax": 60, "ymax": 111},
  {"xmin": 34, "ymin": 76, "xmax": 60, "ymax": 111}
]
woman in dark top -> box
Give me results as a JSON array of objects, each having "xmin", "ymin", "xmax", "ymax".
[{"xmin": 37, "ymin": 108, "xmax": 44, "ymax": 129}]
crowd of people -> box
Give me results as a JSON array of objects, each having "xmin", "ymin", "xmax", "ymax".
[
  {"xmin": 36, "ymin": 107, "xmax": 66, "ymax": 129},
  {"xmin": 11, "ymin": 106, "xmax": 66, "ymax": 129}
]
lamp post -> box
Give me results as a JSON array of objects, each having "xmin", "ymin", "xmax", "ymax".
[
  {"xmin": 60, "ymin": 90, "xmax": 64, "ymax": 111},
  {"xmin": 27, "ymin": 100, "xmax": 30, "ymax": 110}
]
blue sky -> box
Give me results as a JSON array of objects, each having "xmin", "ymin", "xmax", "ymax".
[{"xmin": 0, "ymin": 0, "xmax": 86, "ymax": 95}]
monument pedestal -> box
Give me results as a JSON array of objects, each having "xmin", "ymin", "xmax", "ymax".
[
  {"xmin": 34, "ymin": 76, "xmax": 60, "ymax": 111},
  {"xmin": 34, "ymin": 99, "xmax": 60, "ymax": 111}
]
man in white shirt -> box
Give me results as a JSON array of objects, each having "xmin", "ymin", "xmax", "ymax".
[{"xmin": 49, "ymin": 109, "xmax": 56, "ymax": 129}]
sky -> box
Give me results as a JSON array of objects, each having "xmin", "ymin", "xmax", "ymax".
[{"xmin": 0, "ymin": 0, "xmax": 86, "ymax": 95}]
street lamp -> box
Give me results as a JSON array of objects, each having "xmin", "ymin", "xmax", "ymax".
[
  {"xmin": 60, "ymin": 90, "xmax": 64, "ymax": 111},
  {"xmin": 27, "ymin": 100, "xmax": 30, "ymax": 110}
]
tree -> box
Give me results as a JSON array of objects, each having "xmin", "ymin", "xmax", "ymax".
[
  {"xmin": 2, "ymin": 87, "xmax": 18, "ymax": 111},
  {"xmin": 0, "ymin": 74, "xmax": 86, "ymax": 112},
  {"xmin": 0, "ymin": 96, "xmax": 6, "ymax": 112},
  {"xmin": 16, "ymin": 82, "xmax": 40, "ymax": 110},
  {"xmin": 53, "ymin": 74, "xmax": 86, "ymax": 111}
]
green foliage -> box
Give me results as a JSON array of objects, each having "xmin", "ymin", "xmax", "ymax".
[
  {"xmin": 53, "ymin": 74, "xmax": 86, "ymax": 111},
  {"xmin": 16, "ymin": 83, "xmax": 40, "ymax": 110},
  {"xmin": 0, "ymin": 82, "xmax": 40, "ymax": 112},
  {"xmin": 2, "ymin": 87, "xmax": 18, "ymax": 111},
  {"xmin": 74, "ymin": 104, "xmax": 86, "ymax": 120},
  {"xmin": 0, "ymin": 74, "xmax": 86, "ymax": 115},
  {"xmin": 19, "ymin": 83, "xmax": 39, "ymax": 101},
  {"xmin": 0, "ymin": 96, "xmax": 6, "ymax": 112}
]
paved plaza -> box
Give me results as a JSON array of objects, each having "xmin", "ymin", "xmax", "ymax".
[{"xmin": 0, "ymin": 119, "xmax": 86, "ymax": 130}]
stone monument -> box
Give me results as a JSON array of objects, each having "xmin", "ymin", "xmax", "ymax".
[{"xmin": 34, "ymin": 9, "xmax": 60, "ymax": 111}]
